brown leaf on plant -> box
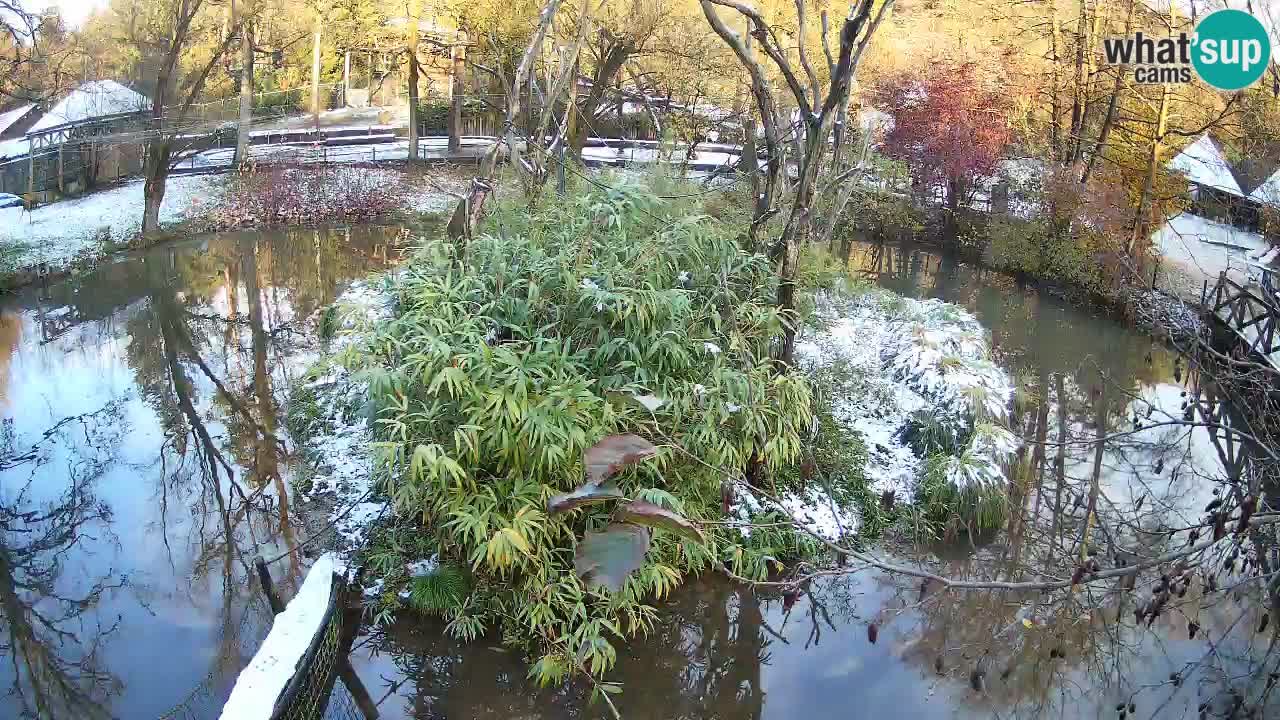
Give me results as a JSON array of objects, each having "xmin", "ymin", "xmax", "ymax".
[
  {"xmin": 613, "ymin": 499, "xmax": 703, "ymax": 541},
  {"xmin": 584, "ymin": 434, "xmax": 657, "ymax": 486}
]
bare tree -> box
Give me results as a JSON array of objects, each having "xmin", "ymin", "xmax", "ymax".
[{"xmin": 700, "ymin": 0, "xmax": 893, "ymax": 364}]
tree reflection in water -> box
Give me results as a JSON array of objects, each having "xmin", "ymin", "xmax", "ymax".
[
  {"xmin": 0, "ymin": 225, "xmax": 409, "ymax": 719},
  {"xmin": 0, "ymin": 402, "xmax": 127, "ymax": 719}
]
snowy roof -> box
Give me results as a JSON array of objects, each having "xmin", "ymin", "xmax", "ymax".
[
  {"xmin": 0, "ymin": 137, "xmax": 30, "ymax": 161},
  {"xmin": 1167, "ymin": 134, "xmax": 1244, "ymax": 197},
  {"xmin": 0, "ymin": 104, "xmax": 37, "ymax": 136},
  {"xmin": 1250, "ymin": 166, "xmax": 1280, "ymax": 208},
  {"xmin": 27, "ymin": 80, "xmax": 150, "ymax": 134}
]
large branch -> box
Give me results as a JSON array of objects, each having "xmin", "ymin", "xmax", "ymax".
[
  {"xmin": 705, "ymin": 0, "xmax": 813, "ymax": 118},
  {"xmin": 698, "ymin": 0, "xmax": 783, "ymax": 168}
]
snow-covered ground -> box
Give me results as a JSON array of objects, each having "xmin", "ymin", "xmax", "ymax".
[
  {"xmin": 294, "ymin": 280, "xmax": 398, "ymax": 567},
  {"xmin": 0, "ymin": 174, "xmax": 224, "ymax": 269},
  {"xmin": 0, "ymin": 165, "xmax": 456, "ymax": 276},
  {"xmin": 1152, "ymin": 212, "xmax": 1271, "ymax": 303}
]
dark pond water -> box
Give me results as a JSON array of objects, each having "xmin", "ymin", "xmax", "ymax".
[
  {"xmin": 2, "ymin": 232, "xmax": 1268, "ymax": 720},
  {"xmin": 349, "ymin": 240, "xmax": 1272, "ymax": 719},
  {"xmin": 0, "ymin": 226, "xmax": 406, "ymax": 719}
]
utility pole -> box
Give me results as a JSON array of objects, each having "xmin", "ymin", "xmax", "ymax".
[{"xmin": 407, "ymin": 0, "xmax": 421, "ymax": 161}]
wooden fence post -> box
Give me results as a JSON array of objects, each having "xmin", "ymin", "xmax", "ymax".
[{"xmin": 254, "ymin": 555, "xmax": 286, "ymax": 614}]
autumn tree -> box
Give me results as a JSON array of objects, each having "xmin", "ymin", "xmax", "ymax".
[
  {"xmin": 0, "ymin": 4, "xmax": 84, "ymax": 104},
  {"xmin": 875, "ymin": 60, "xmax": 1012, "ymax": 231}
]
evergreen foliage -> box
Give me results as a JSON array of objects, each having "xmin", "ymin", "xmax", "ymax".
[{"xmin": 339, "ymin": 174, "xmax": 815, "ymax": 681}]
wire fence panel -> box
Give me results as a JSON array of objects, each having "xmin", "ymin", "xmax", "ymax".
[{"xmin": 269, "ymin": 579, "xmax": 359, "ymax": 720}]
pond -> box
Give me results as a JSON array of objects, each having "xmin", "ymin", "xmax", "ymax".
[
  {"xmin": 0, "ymin": 225, "xmax": 408, "ymax": 719},
  {"xmin": 0, "ymin": 232, "xmax": 1268, "ymax": 719}
]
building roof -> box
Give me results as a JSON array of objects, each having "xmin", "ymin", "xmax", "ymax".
[
  {"xmin": 1167, "ymin": 134, "xmax": 1245, "ymax": 197},
  {"xmin": 27, "ymin": 80, "xmax": 150, "ymax": 135},
  {"xmin": 1250, "ymin": 166, "xmax": 1280, "ymax": 208},
  {"xmin": 0, "ymin": 104, "xmax": 38, "ymax": 137}
]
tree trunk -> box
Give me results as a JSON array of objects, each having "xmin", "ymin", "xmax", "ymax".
[
  {"xmin": 1128, "ymin": 81, "xmax": 1169, "ymax": 256},
  {"xmin": 568, "ymin": 43, "xmax": 632, "ymax": 160},
  {"xmin": 776, "ymin": 133, "xmax": 823, "ymax": 365},
  {"xmin": 234, "ymin": 18, "xmax": 254, "ymax": 167},
  {"xmin": 142, "ymin": 139, "xmax": 172, "ymax": 236},
  {"xmin": 407, "ymin": 0, "xmax": 420, "ymax": 161},
  {"xmin": 1067, "ymin": 0, "xmax": 1088, "ymax": 164},
  {"xmin": 310, "ymin": 14, "xmax": 322, "ymax": 131},
  {"xmin": 945, "ymin": 176, "xmax": 963, "ymax": 240},
  {"xmin": 448, "ymin": 33, "xmax": 466, "ymax": 153},
  {"xmin": 1080, "ymin": 0, "xmax": 1132, "ymax": 186}
]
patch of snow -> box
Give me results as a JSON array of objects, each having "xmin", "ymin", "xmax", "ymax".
[
  {"xmin": 0, "ymin": 104, "xmax": 35, "ymax": 136},
  {"xmin": 406, "ymin": 554, "xmax": 441, "ymax": 577},
  {"xmin": 1167, "ymin": 135, "xmax": 1244, "ymax": 197},
  {"xmin": 703, "ymin": 342, "xmax": 722, "ymax": 355},
  {"xmin": 1251, "ymin": 165, "xmax": 1280, "ymax": 208},
  {"xmin": 0, "ymin": 174, "xmax": 223, "ymax": 269},
  {"xmin": 1152, "ymin": 212, "xmax": 1268, "ymax": 297},
  {"xmin": 298, "ymin": 281, "xmax": 396, "ymax": 570},
  {"xmin": 780, "ymin": 486, "xmax": 859, "ymax": 540},
  {"xmin": 797, "ymin": 289, "xmax": 1017, "ymax": 496},
  {"xmin": 633, "ymin": 394, "xmax": 665, "ymax": 412},
  {"xmin": 218, "ymin": 553, "xmax": 340, "ymax": 720},
  {"xmin": 0, "ymin": 136, "xmax": 29, "ymax": 160}
]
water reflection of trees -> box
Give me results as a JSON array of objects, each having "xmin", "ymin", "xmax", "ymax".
[
  {"xmin": 836, "ymin": 240, "xmax": 1279, "ymax": 717},
  {"xmin": 1, "ymin": 226, "xmax": 404, "ymax": 718},
  {"xmin": 369, "ymin": 581, "xmax": 769, "ymax": 720},
  {"xmin": 0, "ymin": 403, "xmax": 128, "ymax": 719}
]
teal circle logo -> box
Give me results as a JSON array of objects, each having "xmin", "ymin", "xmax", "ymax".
[{"xmin": 1192, "ymin": 9, "xmax": 1271, "ymax": 91}]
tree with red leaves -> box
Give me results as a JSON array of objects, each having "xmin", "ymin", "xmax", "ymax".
[{"xmin": 874, "ymin": 61, "xmax": 1012, "ymax": 230}]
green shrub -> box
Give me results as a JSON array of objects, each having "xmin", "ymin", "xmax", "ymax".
[
  {"xmin": 986, "ymin": 217, "xmax": 1110, "ymax": 295},
  {"xmin": 418, "ymin": 100, "xmax": 452, "ymax": 134},
  {"xmin": 914, "ymin": 452, "xmax": 1009, "ymax": 537},
  {"xmin": 339, "ymin": 173, "xmax": 816, "ymax": 683},
  {"xmin": 838, "ymin": 187, "xmax": 924, "ymax": 241}
]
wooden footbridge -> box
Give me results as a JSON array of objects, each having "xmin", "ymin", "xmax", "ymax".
[
  {"xmin": 1204, "ymin": 265, "xmax": 1280, "ymax": 371},
  {"xmin": 1185, "ymin": 265, "xmax": 1280, "ymax": 484}
]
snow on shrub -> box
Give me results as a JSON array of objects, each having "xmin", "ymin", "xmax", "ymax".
[
  {"xmin": 209, "ymin": 164, "xmax": 413, "ymax": 228},
  {"xmin": 798, "ymin": 288, "xmax": 1017, "ymax": 498}
]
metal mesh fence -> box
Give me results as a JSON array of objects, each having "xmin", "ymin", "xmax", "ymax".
[{"xmin": 268, "ymin": 579, "xmax": 367, "ymax": 720}]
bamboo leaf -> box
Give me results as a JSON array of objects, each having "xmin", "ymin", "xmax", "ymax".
[
  {"xmin": 573, "ymin": 523, "xmax": 651, "ymax": 592},
  {"xmin": 584, "ymin": 434, "xmax": 657, "ymax": 485},
  {"xmin": 613, "ymin": 500, "xmax": 704, "ymax": 542}
]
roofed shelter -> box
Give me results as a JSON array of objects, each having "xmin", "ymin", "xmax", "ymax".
[{"xmin": 0, "ymin": 81, "xmax": 152, "ymax": 201}]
